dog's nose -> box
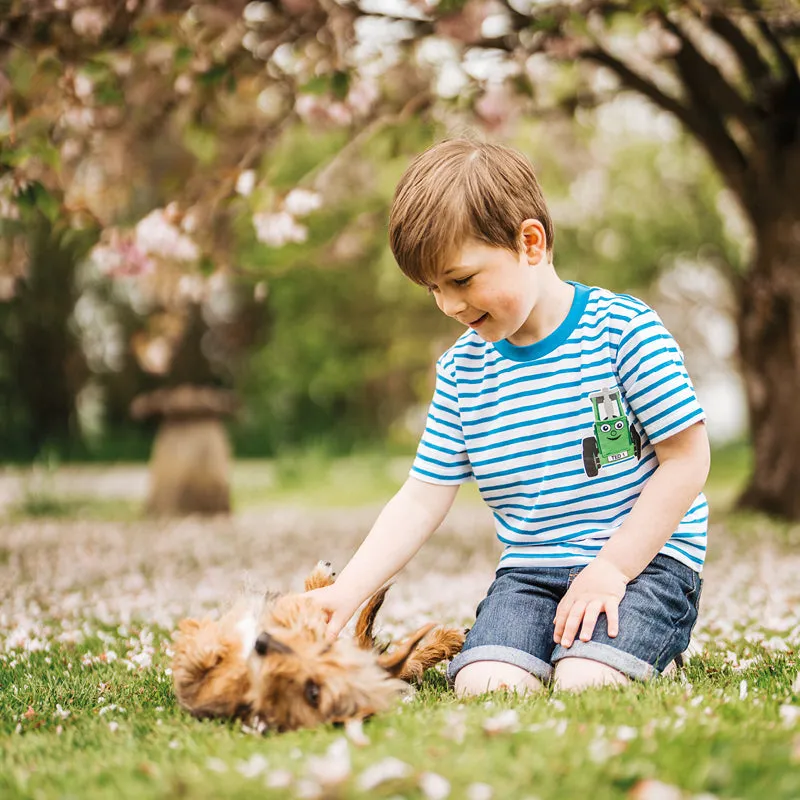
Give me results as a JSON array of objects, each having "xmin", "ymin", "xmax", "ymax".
[
  {"xmin": 254, "ymin": 631, "xmax": 294, "ymax": 656},
  {"xmin": 254, "ymin": 632, "xmax": 270, "ymax": 656}
]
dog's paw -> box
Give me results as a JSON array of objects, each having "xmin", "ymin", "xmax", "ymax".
[{"xmin": 304, "ymin": 560, "xmax": 336, "ymax": 591}]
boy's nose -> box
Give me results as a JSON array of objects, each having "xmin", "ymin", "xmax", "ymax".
[{"xmin": 438, "ymin": 292, "xmax": 468, "ymax": 318}]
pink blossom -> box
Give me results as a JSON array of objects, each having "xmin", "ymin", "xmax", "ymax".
[
  {"xmin": 252, "ymin": 211, "xmax": 308, "ymax": 247},
  {"xmin": 236, "ymin": 170, "xmax": 257, "ymax": 197},
  {"xmin": 135, "ymin": 209, "xmax": 200, "ymax": 262},
  {"xmin": 475, "ymin": 83, "xmax": 518, "ymax": 132},
  {"xmin": 90, "ymin": 233, "xmax": 155, "ymax": 278},
  {"xmin": 73, "ymin": 73, "xmax": 94, "ymax": 100},
  {"xmin": 435, "ymin": 0, "xmax": 489, "ymax": 44},
  {"xmin": 243, "ymin": 2, "xmax": 273, "ymax": 24},
  {"xmin": 284, "ymin": 189, "xmax": 321, "ymax": 217},
  {"xmin": 327, "ymin": 102, "xmax": 352, "ymax": 126},
  {"xmin": 295, "ymin": 95, "xmax": 352, "ymax": 127},
  {"xmin": 347, "ymin": 80, "xmax": 380, "ymax": 118},
  {"xmin": 174, "ymin": 74, "xmax": 193, "ymax": 95},
  {"xmin": 71, "ymin": 7, "xmax": 108, "ymax": 40}
]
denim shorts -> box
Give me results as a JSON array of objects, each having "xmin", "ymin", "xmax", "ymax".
[{"xmin": 447, "ymin": 553, "xmax": 702, "ymax": 684}]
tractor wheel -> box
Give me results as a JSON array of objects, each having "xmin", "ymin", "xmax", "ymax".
[
  {"xmin": 631, "ymin": 425, "xmax": 642, "ymax": 460},
  {"xmin": 582, "ymin": 436, "xmax": 600, "ymax": 477}
]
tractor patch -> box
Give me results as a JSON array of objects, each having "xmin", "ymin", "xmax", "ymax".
[{"xmin": 582, "ymin": 386, "xmax": 641, "ymax": 478}]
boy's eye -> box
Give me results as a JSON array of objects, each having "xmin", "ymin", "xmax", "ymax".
[{"xmin": 453, "ymin": 276, "xmax": 472, "ymax": 287}]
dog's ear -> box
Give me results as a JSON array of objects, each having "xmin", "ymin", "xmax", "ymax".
[
  {"xmin": 377, "ymin": 623, "xmax": 435, "ymax": 677},
  {"xmin": 355, "ymin": 584, "xmax": 392, "ymax": 649},
  {"xmin": 173, "ymin": 619, "xmax": 230, "ymax": 675},
  {"xmin": 177, "ymin": 618, "xmax": 201, "ymax": 635}
]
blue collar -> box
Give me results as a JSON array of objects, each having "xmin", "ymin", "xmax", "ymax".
[{"xmin": 492, "ymin": 282, "xmax": 590, "ymax": 362}]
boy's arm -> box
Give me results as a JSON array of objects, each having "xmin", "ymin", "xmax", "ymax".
[
  {"xmin": 553, "ymin": 421, "xmax": 710, "ymax": 648},
  {"xmin": 307, "ymin": 476, "xmax": 460, "ymax": 638}
]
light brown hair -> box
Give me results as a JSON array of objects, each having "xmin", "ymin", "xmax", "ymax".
[{"xmin": 388, "ymin": 138, "xmax": 554, "ymax": 286}]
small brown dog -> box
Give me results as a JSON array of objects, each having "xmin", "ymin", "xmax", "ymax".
[{"xmin": 171, "ymin": 562, "xmax": 464, "ymax": 731}]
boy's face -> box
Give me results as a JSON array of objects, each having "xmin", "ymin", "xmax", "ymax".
[{"xmin": 429, "ymin": 237, "xmax": 544, "ymax": 345}]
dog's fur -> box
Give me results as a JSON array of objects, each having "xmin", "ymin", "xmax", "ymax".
[{"xmin": 171, "ymin": 562, "xmax": 465, "ymax": 731}]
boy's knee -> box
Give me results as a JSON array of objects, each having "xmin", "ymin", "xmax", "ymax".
[
  {"xmin": 453, "ymin": 661, "xmax": 544, "ymax": 697},
  {"xmin": 553, "ymin": 657, "xmax": 629, "ymax": 692}
]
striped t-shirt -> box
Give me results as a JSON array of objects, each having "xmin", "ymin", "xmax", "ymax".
[{"xmin": 410, "ymin": 282, "xmax": 708, "ymax": 573}]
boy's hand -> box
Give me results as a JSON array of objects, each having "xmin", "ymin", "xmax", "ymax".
[
  {"xmin": 305, "ymin": 585, "xmax": 361, "ymax": 642},
  {"xmin": 553, "ymin": 557, "xmax": 629, "ymax": 648}
]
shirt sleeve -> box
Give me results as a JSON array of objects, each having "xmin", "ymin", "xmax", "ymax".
[
  {"xmin": 615, "ymin": 308, "xmax": 706, "ymax": 445},
  {"xmin": 409, "ymin": 357, "xmax": 474, "ymax": 485}
]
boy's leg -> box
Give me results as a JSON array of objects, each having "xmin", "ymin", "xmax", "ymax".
[
  {"xmin": 552, "ymin": 657, "xmax": 628, "ymax": 691},
  {"xmin": 551, "ymin": 553, "xmax": 702, "ymax": 684},
  {"xmin": 455, "ymin": 660, "xmax": 544, "ymax": 697},
  {"xmin": 447, "ymin": 568, "xmax": 565, "ymax": 691}
]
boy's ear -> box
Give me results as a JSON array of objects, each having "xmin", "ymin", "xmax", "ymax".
[{"xmin": 519, "ymin": 218, "xmax": 548, "ymax": 263}]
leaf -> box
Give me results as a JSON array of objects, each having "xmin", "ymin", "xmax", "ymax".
[
  {"xmin": 95, "ymin": 84, "xmax": 125, "ymax": 106},
  {"xmin": 331, "ymin": 71, "xmax": 350, "ymax": 101},
  {"xmin": 182, "ymin": 124, "xmax": 219, "ymax": 165},
  {"xmin": 300, "ymin": 75, "xmax": 330, "ymax": 96},
  {"xmin": 198, "ymin": 64, "xmax": 227, "ymax": 87},
  {"xmin": 174, "ymin": 46, "xmax": 193, "ymax": 69},
  {"xmin": 34, "ymin": 184, "xmax": 61, "ymax": 223}
]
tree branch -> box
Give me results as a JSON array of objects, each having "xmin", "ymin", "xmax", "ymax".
[
  {"xmin": 704, "ymin": 9, "xmax": 772, "ymax": 99},
  {"xmin": 658, "ymin": 11, "xmax": 760, "ymax": 140},
  {"xmin": 308, "ymin": 91, "xmax": 434, "ymax": 191},
  {"xmin": 744, "ymin": 0, "xmax": 800, "ymax": 86},
  {"xmin": 582, "ymin": 44, "xmax": 752, "ymax": 202}
]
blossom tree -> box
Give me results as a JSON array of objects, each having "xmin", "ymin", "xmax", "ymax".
[
  {"xmin": 2, "ymin": 0, "xmax": 800, "ymax": 517},
  {"xmin": 385, "ymin": 0, "xmax": 799, "ymax": 517}
]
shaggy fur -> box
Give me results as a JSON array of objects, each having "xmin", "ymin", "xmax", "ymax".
[{"xmin": 171, "ymin": 562, "xmax": 465, "ymax": 732}]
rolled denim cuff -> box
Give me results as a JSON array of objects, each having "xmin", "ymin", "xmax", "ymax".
[
  {"xmin": 446, "ymin": 645, "xmax": 553, "ymax": 686},
  {"xmin": 551, "ymin": 641, "xmax": 656, "ymax": 681}
]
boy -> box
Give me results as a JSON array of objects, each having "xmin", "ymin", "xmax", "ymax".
[{"xmin": 307, "ymin": 139, "xmax": 709, "ymax": 694}]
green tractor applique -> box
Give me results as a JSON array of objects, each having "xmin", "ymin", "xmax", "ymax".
[{"xmin": 582, "ymin": 386, "xmax": 641, "ymax": 478}]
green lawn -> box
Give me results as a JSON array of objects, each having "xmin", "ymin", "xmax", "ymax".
[
  {"xmin": 2, "ymin": 638, "xmax": 798, "ymax": 800},
  {"xmin": 2, "ymin": 445, "xmax": 800, "ymax": 798}
]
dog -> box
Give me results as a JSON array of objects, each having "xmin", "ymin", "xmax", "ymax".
[{"xmin": 171, "ymin": 562, "xmax": 465, "ymax": 731}]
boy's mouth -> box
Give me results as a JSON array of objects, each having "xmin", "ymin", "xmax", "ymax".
[{"xmin": 468, "ymin": 313, "xmax": 488, "ymax": 329}]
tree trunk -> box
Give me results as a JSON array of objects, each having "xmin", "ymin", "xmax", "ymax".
[
  {"xmin": 736, "ymin": 200, "xmax": 800, "ymax": 518},
  {"xmin": 9, "ymin": 216, "xmax": 90, "ymax": 455},
  {"xmin": 146, "ymin": 417, "xmax": 232, "ymax": 516}
]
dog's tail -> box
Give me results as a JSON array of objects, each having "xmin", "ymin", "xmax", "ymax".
[
  {"xmin": 376, "ymin": 623, "xmax": 436, "ymax": 678},
  {"xmin": 354, "ymin": 584, "xmax": 392, "ymax": 649},
  {"xmin": 383, "ymin": 626, "xmax": 466, "ymax": 683}
]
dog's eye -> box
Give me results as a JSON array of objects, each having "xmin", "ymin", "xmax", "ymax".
[{"xmin": 304, "ymin": 679, "xmax": 321, "ymax": 708}]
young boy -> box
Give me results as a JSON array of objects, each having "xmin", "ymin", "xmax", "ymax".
[{"xmin": 307, "ymin": 138, "xmax": 710, "ymax": 695}]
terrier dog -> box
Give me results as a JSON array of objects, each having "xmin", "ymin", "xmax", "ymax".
[{"xmin": 171, "ymin": 562, "xmax": 465, "ymax": 731}]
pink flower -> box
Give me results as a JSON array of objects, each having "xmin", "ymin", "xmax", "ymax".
[
  {"xmin": 71, "ymin": 7, "xmax": 108, "ymax": 40},
  {"xmin": 90, "ymin": 232, "xmax": 155, "ymax": 278},
  {"xmin": 475, "ymin": 83, "xmax": 518, "ymax": 132},
  {"xmin": 252, "ymin": 211, "xmax": 308, "ymax": 246}
]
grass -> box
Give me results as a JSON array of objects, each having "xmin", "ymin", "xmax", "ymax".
[
  {"xmin": 1, "ymin": 635, "xmax": 798, "ymax": 800},
  {"xmin": 2, "ymin": 443, "xmax": 799, "ymax": 798}
]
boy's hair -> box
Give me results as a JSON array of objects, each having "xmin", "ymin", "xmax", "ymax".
[{"xmin": 388, "ymin": 139, "xmax": 554, "ymax": 286}]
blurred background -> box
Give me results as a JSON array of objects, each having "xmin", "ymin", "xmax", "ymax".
[{"xmin": 0, "ymin": 0, "xmax": 797, "ymax": 519}]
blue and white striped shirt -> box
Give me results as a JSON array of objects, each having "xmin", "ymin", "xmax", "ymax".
[{"xmin": 410, "ymin": 282, "xmax": 708, "ymax": 572}]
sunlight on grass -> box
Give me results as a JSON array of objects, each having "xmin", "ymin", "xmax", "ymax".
[
  {"xmin": 704, "ymin": 440, "xmax": 751, "ymax": 516},
  {"xmin": 2, "ymin": 440, "xmax": 799, "ymax": 798},
  {"xmin": 1, "ymin": 638, "xmax": 798, "ymax": 800},
  {"xmin": 232, "ymin": 451, "xmax": 484, "ymax": 510}
]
